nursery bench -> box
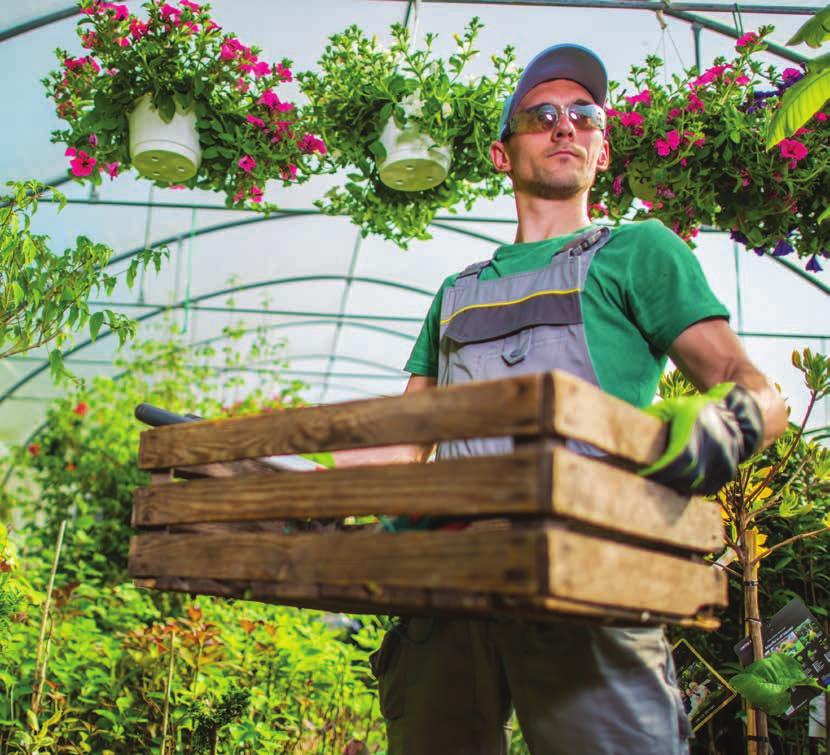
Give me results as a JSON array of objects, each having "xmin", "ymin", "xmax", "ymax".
[{"xmin": 129, "ymin": 370, "xmax": 727, "ymax": 630}]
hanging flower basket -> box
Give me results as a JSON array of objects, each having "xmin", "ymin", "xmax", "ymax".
[
  {"xmin": 377, "ymin": 95, "xmax": 452, "ymax": 192},
  {"xmin": 44, "ymin": 0, "xmax": 325, "ymax": 209},
  {"xmin": 128, "ymin": 93, "xmax": 201, "ymax": 182},
  {"xmin": 592, "ymin": 26, "xmax": 829, "ymax": 272},
  {"xmin": 298, "ymin": 18, "xmax": 518, "ymax": 249}
]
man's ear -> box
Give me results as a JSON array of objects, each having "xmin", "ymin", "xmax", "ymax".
[
  {"xmin": 490, "ymin": 140, "xmax": 511, "ymax": 174},
  {"xmin": 595, "ymin": 139, "xmax": 610, "ymax": 173}
]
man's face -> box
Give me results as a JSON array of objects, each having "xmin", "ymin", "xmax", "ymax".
[{"xmin": 491, "ymin": 79, "xmax": 610, "ymax": 200}]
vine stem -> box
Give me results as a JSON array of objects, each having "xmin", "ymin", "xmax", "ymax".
[
  {"xmin": 31, "ymin": 519, "xmax": 66, "ymax": 714},
  {"xmin": 161, "ymin": 632, "xmax": 176, "ymax": 755}
]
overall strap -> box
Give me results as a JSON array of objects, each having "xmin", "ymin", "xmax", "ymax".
[
  {"xmin": 559, "ymin": 225, "xmax": 610, "ymax": 258},
  {"xmin": 454, "ymin": 260, "xmax": 492, "ymax": 286}
]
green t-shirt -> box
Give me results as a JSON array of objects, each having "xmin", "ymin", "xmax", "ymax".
[{"xmin": 404, "ymin": 219, "xmax": 729, "ymax": 409}]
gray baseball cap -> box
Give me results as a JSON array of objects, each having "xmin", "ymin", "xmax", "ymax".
[{"xmin": 498, "ymin": 44, "xmax": 608, "ymax": 141}]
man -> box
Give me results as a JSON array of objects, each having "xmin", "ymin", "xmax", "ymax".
[{"xmin": 347, "ymin": 43, "xmax": 787, "ymax": 754}]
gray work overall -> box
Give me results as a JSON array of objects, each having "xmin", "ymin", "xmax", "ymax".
[{"xmin": 374, "ymin": 227, "xmax": 692, "ymax": 755}]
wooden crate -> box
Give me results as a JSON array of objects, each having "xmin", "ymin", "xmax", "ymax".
[{"xmin": 129, "ymin": 370, "xmax": 727, "ymax": 629}]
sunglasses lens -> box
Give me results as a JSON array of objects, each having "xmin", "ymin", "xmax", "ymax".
[{"xmin": 508, "ymin": 103, "xmax": 604, "ymax": 136}]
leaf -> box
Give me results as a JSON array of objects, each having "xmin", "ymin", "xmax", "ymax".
[
  {"xmin": 786, "ymin": 6, "xmax": 830, "ymax": 48},
  {"xmin": 819, "ymin": 206, "xmax": 830, "ymax": 223},
  {"xmin": 766, "ymin": 68, "xmax": 830, "ymax": 148},
  {"xmin": 367, "ymin": 140, "xmax": 387, "ymax": 160},
  {"xmin": 89, "ymin": 311, "xmax": 104, "ymax": 341},
  {"xmin": 157, "ymin": 94, "xmax": 176, "ymax": 123},
  {"xmin": 730, "ymin": 652, "xmax": 810, "ymax": 715}
]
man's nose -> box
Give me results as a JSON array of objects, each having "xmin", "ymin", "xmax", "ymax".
[{"xmin": 553, "ymin": 108, "xmax": 575, "ymax": 138}]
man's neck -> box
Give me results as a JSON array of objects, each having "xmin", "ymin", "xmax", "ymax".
[{"xmin": 512, "ymin": 192, "xmax": 591, "ymax": 244}]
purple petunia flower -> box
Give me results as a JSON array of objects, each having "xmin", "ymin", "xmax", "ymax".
[
  {"xmin": 805, "ymin": 255, "xmax": 823, "ymax": 272},
  {"xmin": 730, "ymin": 229, "xmax": 750, "ymax": 245},
  {"xmin": 772, "ymin": 239, "xmax": 794, "ymax": 257},
  {"xmin": 753, "ymin": 247, "xmax": 767, "ymax": 257}
]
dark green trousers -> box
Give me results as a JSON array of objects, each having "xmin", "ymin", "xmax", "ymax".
[{"xmin": 371, "ymin": 617, "xmax": 691, "ymax": 755}]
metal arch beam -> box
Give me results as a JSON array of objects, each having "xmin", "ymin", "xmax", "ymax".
[
  {"xmin": 0, "ymin": 6, "xmax": 79, "ymax": 43},
  {"xmin": 0, "ymin": 301, "xmax": 418, "ymax": 405}
]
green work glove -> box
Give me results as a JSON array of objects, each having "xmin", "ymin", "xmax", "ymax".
[{"xmin": 639, "ymin": 382, "xmax": 764, "ymax": 495}]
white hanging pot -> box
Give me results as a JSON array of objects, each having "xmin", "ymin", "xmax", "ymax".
[
  {"xmin": 128, "ymin": 93, "xmax": 201, "ymax": 183},
  {"xmin": 376, "ymin": 94, "xmax": 451, "ymax": 192}
]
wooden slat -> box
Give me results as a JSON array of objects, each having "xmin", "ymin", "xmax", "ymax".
[
  {"xmin": 128, "ymin": 528, "xmax": 542, "ymax": 595},
  {"xmin": 544, "ymin": 526, "xmax": 727, "ymax": 615},
  {"xmin": 132, "ymin": 450, "xmax": 543, "ymax": 526},
  {"xmin": 138, "ymin": 372, "xmax": 547, "ymax": 470},
  {"xmin": 134, "ymin": 576, "xmax": 721, "ymax": 630},
  {"xmin": 550, "ymin": 371, "xmax": 667, "ymax": 465},
  {"xmin": 550, "ymin": 449, "xmax": 723, "ymax": 553}
]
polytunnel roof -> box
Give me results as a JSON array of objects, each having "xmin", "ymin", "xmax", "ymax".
[{"xmin": 0, "ymin": 0, "xmax": 827, "ymax": 451}]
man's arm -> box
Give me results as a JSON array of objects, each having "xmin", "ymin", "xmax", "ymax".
[
  {"xmin": 331, "ymin": 374, "xmax": 438, "ymax": 468},
  {"xmin": 668, "ymin": 318, "xmax": 788, "ymax": 449}
]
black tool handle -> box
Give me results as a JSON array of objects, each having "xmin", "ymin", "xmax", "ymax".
[{"xmin": 134, "ymin": 403, "xmax": 203, "ymax": 427}]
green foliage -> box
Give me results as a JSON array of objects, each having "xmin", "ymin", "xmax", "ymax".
[
  {"xmin": 767, "ymin": 3, "xmax": 830, "ymax": 150},
  {"xmin": 0, "ymin": 180, "xmax": 165, "ymax": 381},
  {"xmin": 42, "ymin": 1, "xmax": 325, "ymax": 208},
  {"xmin": 595, "ymin": 27, "xmax": 830, "ymax": 267},
  {"xmin": 729, "ymin": 651, "xmax": 826, "ymax": 716},
  {"xmin": 298, "ymin": 18, "xmax": 519, "ymax": 248}
]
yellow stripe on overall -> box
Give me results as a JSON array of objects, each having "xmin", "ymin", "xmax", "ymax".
[{"xmin": 440, "ymin": 287, "xmax": 580, "ymax": 327}]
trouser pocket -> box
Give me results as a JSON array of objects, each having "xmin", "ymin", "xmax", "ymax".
[{"xmin": 370, "ymin": 624, "xmax": 407, "ymax": 720}]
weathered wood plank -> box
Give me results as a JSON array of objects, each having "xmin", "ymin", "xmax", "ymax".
[
  {"xmin": 132, "ymin": 450, "xmax": 543, "ymax": 526},
  {"xmin": 138, "ymin": 373, "xmax": 547, "ymax": 470},
  {"xmin": 550, "ymin": 449, "xmax": 723, "ymax": 553},
  {"xmin": 133, "ymin": 576, "xmax": 720, "ymax": 630},
  {"xmin": 129, "ymin": 528, "xmax": 542, "ymax": 595},
  {"xmin": 550, "ymin": 371, "xmax": 667, "ymax": 465},
  {"xmin": 544, "ymin": 526, "xmax": 727, "ymax": 615}
]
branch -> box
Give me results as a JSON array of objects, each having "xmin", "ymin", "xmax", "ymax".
[
  {"xmin": 745, "ymin": 453, "xmax": 812, "ymax": 525},
  {"xmin": 747, "ymin": 391, "xmax": 817, "ymax": 507},
  {"xmin": 753, "ymin": 526, "xmax": 830, "ymax": 566}
]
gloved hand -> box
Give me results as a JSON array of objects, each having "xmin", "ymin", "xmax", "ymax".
[{"xmin": 639, "ymin": 383, "xmax": 764, "ymax": 495}]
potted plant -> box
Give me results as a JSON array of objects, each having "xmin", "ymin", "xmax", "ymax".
[
  {"xmin": 43, "ymin": 0, "xmax": 326, "ymax": 209},
  {"xmin": 593, "ymin": 26, "xmax": 829, "ymax": 272},
  {"xmin": 297, "ymin": 18, "xmax": 519, "ymax": 248}
]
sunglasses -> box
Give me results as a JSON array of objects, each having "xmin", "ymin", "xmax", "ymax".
[{"xmin": 506, "ymin": 102, "xmax": 606, "ymax": 137}]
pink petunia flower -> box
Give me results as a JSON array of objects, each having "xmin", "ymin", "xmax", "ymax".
[
  {"xmin": 101, "ymin": 2, "xmax": 129, "ymax": 19},
  {"xmin": 180, "ymin": 0, "xmax": 202, "ymax": 11},
  {"xmin": 70, "ymin": 150, "xmax": 97, "ymax": 177},
  {"xmin": 238, "ymin": 155, "xmax": 256, "ymax": 173},
  {"xmin": 115, "ymin": 36, "xmax": 130, "ymax": 47},
  {"xmin": 182, "ymin": 21, "xmax": 199, "ymax": 34},
  {"xmin": 74, "ymin": 402, "xmax": 89, "ymax": 418},
  {"xmin": 612, "ymin": 175, "xmax": 623, "ymax": 196},
  {"xmin": 735, "ymin": 32, "xmax": 759, "ymax": 48},
  {"xmin": 236, "ymin": 78, "xmax": 249, "ymax": 92},
  {"xmin": 249, "ymin": 185, "xmax": 264, "ymax": 203},
  {"xmin": 667, "ymin": 108, "xmax": 682, "ymax": 121},
  {"xmin": 619, "ymin": 112, "xmax": 644, "ymax": 129},
  {"xmin": 88, "ymin": 133, "xmax": 98, "ymax": 147},
  {"xmin": 782, "ymin": 67, "xmax": 803, "ymax": 84},
  {"xmin": 130, "ymin": 18, "xmax": 149, "ymax": 39},
  {"xmin": 690, "ymin": 64, "xmax": 731, "ymax": 88},
  {"xmin": 298, "ymin": 133, "xmax": 326, "ymax": 155},
  {"xmin": 655, "ymin": 129, "xmax": 681, "ymax": 157},
  {"xmin": 686, "ymin": 93, "xmax": 705, "ymax": 113},
  {"xmin": 220, "ymin": 43, "xmax": 237, "ymax": 61},
  {"xmin": 625, "ymin": 89, "xmax": 651, "ymax": 107},
  {"xmin": 246, "ymin": 115, "xmax": 265, "ymax": 128},
  {"xmin": 81, "ymin": 30, "xmax": 97, "ymax": 48},
  {"xmin": 253, "ymin": 61, "xmax": 271, "ymax": 78},
  {"xmin": 104, "ymin": 161, "xmax": 119, "ymax": 178},
  {"xmin": 169, "ymin": 184, "xmax": 186, "ymax": 189},
  {"xmin": 732, "ymin": 75, "xmax": 751, "ymax": 85},
  {"xmin": 815, "ymin": 112, "xmax": 828, "ymax": 122},
  {"xmin": 205, "ymin": 19, "xmax": 221, "ymax": 32},
  {"xmin": 280, "ymin": 163, "xmax": 298, "ymax": 181},
  {"xmin": 160, "ymin": 3, "xmax": 181, "ymax": 24},
  {"xmin": 258, "ymin": 90, "xmax": 278, "ymax": 108},
  {"xmin": 232, "ymin": 188, "xmax": 246, "ymax": 203},
  {"xmin": 778, "ymin": 138, "xmax": 808, "ymax": 162},
  {"xmin": 65, "ymin": 147, "xmax": 77, "ymax": 157},
  {"xmin": 273, "ymin": 62, "xmax": 292, "ymax": 82}
]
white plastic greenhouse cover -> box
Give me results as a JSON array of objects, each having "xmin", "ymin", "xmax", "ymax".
[{"xmin": 0, "ymin": 0, "xmax": 827, "ymax": 452}]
